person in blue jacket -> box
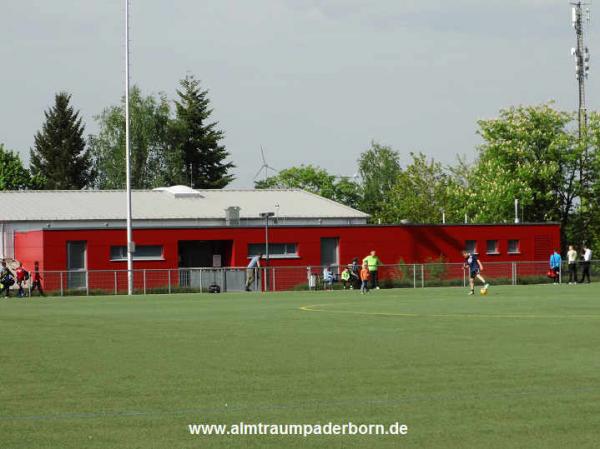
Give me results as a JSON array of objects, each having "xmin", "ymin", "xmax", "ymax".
[{"xmin": 549, "ymin": 249, "xmax": 562, "ymax": 284}]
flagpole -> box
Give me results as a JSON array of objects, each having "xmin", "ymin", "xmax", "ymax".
[{"xmin": 125, "ymin": 0, "xmax": 134, "ymax": 295}]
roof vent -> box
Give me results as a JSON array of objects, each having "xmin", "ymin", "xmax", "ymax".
[
  {"xmin": 153, "ymin": 185, "xmax": 203, "ymax": 198},
  {"xmin": 225, "ymin": 206, "xmax": 241, "ymax": 226}
]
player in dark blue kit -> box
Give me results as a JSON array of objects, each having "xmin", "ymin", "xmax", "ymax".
[{"xmin": 462, "ymin": 250, "xmax": 490, "ymax": 296}]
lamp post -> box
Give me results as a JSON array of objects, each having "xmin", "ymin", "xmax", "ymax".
[
  {"xmin": 124, "ymin": 0, "xmax": 134, "ymax": 295},
  {"xmin": 259, "ymin": 212, "xmax": 275, "ymax": 292}
]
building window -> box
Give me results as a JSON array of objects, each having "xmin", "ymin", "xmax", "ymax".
[
  {"xmin": 508, "ymin": 239, "xmax": 520, "ymax": 254},
  {"xmin": 248, "ymin": 243, "xmax": 298, "ymax": 258},
  {"xmin": 110, "ymin": 245, "xmax": 164, "ymax": 261},
  {"xmin": 465, "ymin": 240, "xmax": 477, "ymax": 254},
  {"xmin": 486, "ymin": 240, "xmax": 499, "ymax": 254}
]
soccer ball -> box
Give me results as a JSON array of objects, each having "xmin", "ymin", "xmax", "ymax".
[{"xmin": 480, "ymin": 288, "xmax": 488, "ymax": 296}]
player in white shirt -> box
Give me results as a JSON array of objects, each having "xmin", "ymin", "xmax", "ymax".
[
  {"xmin": 567, "ymin": 245, "xmax": 578, "ymax": 284},
  {"xmin": 580, "ymin": 245, "xmax": 592, "ymax": 283}
]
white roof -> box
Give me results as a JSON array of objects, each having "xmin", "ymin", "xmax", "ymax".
[{"xmin": 0, "ymin": 186, "xmax": 368, "ymax": 223}]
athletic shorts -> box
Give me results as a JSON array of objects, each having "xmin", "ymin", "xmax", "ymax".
[{"xmin": 470, "ymin": 269, "xmax": 480, "ymax": 279}]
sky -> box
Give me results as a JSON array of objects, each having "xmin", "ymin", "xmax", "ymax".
[{"xmin": 0, "ymin": 0, "xmax": 595, "ymax": 187}]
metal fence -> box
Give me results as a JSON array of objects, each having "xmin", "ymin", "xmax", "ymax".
[{"xmin": 7, "ymin": 260, "xmax": 598, "ymax": 297}]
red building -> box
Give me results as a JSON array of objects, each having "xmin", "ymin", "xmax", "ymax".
[{"xmin": 0, "ymin": 186, "xmax": 559, "ymax": 291}]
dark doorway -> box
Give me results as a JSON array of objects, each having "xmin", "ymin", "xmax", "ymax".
[
  {"xmin": 178, "ymin": 240, "xmax": 233, "ymax": 268},
  {"xmin": 320, "ymin": 237, "xmax": 339, "ymax": 268}
]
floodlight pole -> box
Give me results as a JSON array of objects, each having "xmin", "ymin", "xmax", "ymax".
[
  {"xmin": 125, "ymin": 0, "xmax": 134, "ymax": 295},
  {"xmin": 571, "ymin": 1, "xmax": 591, "ymax": 189},
  {"xmin": 572, "ymin": 2, "xmax": 590, "ymax": 139},
  {"xmin": 260, "ymin": 212, "xmax": 275, "ymax": 292}
]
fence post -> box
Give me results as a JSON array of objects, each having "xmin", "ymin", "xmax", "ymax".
[
  {"xmin": 114, "ymin": 271, "xmax": 117, "ymax": 295},
  {"xmin": 263, "ymin": 267, "xmax": 267, "ymax": 292},
  {"xmin": 86, "ymin": 271, "xmax": 89, "ymax": 296},
  {"xmin": 168, "ymin": 270, "xmax": 172, "ymax": 294},
  {"xmin": 421, "ymin": 264, "xmax": 424, "ymax": 288},
  {"xmin": 143, "ymin": 270, "xmax": 147, "ymax": 295},
  {"xmin": 413, "ymin": 264, "xmax": 416, "ymax": 288},
  {"xmin": 463, "ymin": 266, "xmax": 466, "ymax": 287},
  {"xmin": 511, "ymin": 262, "xmax": 516, "ymax": 286},
  {"xmin": 559, "ymin": 263, "xmax": 562, "ymax": 284},
  {"xmin": 60, "ymin": 272, "xmax": 64, "ymax": 297},
  {"xmin": 272, "ymin": 267, "xmax": 276, "ymax": 291},
  {"xmin": 199, "ymin": 269, "xmax": 203, "ymax": 293}
]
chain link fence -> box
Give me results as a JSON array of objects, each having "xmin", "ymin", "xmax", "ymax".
[{"xmin": 5, "ymin": 260, "xmax": 597, "ymax": 297}]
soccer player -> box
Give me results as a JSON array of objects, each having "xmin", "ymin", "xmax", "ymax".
[
  {"xmin": 360, "ymin": 263, "xmax": 370, "ymax": 294},
  {"xmin": 340, "ymin": 267, "xmax": 351, "ymax": 289},
  {"xmin": 349, "ymin": 258, "xmax": 360, "ymax": 289},
  {"xmin": 462, "ymin": 250, "xmax": 489, "ymax": 296},
  {"xmin": 566, "ymin": 245, "xmax": 578, "ymax": 284},
  {"xmin": 322, "ymin": 265, "xmax": 334, "ymax": 291},
  {"xmin": 0, "ymin": 260, "xmax": 15, "ymax": 298},
  {"xmin": 30, "ymin": 261, "xmax": 45, "ymax": 297},
  {"xmin": 579, "ymin": 244, "xmax": 592, "ymax": 283},
  {"xmin": 15, "ymin": 262, "xmax": 28, "ymax": 298},
  {"xmin": 549, "ymin": 249, "xmax": 562, "ymax": 284},
  {"xmin": 362, "ymin": 250, "xmax": 381, "ymax": 290}
]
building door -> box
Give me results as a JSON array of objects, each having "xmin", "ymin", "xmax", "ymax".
[
  {"xmin": 67, "ymin": 241, "xmax": 87, "ymax": 290},
  {"xmin": 320, "ymin": 238, "xmax": 339, "ymax": 269},
  {"xmin": 177, "ymin": 240, "xmax": 234, "ymax": 289}
]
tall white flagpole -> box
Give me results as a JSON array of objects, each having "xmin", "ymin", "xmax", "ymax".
[{"xmin": 125, "ymin": 0, "xmax": 134, "ymax": 295}]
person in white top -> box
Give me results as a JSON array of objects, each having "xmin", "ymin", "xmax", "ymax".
[
  {"xmin": 322, "ymin": 265, "xmax": 334, "ymax": 291},
  {"xmin": 245, "ymin": 253, "xmax": 262, "ymax": 291},
  {"xmin": 567, "ymin": 245, "xmax": 578, "ymax": 284},
  {"xmin": 580, "ymin": 244, "xmax": 593, "ymax": 283}
]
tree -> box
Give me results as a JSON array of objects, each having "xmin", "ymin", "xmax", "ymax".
[
  {"xmin": 90, "ymin": 86, "xmax": 172, "ymax": 189},
  {"xmin": 450, "ymin": 104, "xmax": 581, "ymax": 245},
  {"xmin": 357, "ymin": 142, "xmax": 401, "ymax": 216},
  {"xmin": 0, "ymin": 144, "xmax": 42, "ymax": 190},
  {"xmin": 378, "ymin": 153, "xmax": 457, "ymax": 224},
  {"xmin": 171, "ymin": 75, "xmax": 234, "ymax": 188},
  {"xmin": 30, "ymin": 92, "xmax": 93, "ymax": 189},
  {"xmin": 255, "ymin": 165, "xmax": 362, "ymax": 209}
]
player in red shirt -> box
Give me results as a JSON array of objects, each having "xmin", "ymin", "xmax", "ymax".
[
  {"xmin": 15, "ymin": 262, "xmax": 28, "ymax": 298},
  {"xmin": 31, "ymin": 261, "xmax": 45, "ymax": 297}
]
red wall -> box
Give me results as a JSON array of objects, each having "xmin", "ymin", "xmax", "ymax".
[
  {"xmin": 13, "ymin": 230, "xmax": 45, "ymax": 273},
  {"xmin": 14, "ymin": 223, "xmax": 559, "ymax": 272}
]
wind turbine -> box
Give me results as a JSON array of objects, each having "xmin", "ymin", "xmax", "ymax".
[{"xmin": 253, "ymin": 146, "xmax": 278, "ymax": 182}]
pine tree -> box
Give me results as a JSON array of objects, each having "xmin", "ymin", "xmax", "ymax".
[
  {"xmin": 171, "ymin": 75, "xmax": 234, "ymax": 188},
  {"xmin": 30, "ymin": 92, "xmax": 93, "ymax": 189}
]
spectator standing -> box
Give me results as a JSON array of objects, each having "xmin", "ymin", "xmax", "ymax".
[
  {"xmin": 15, "ymin": 262, "xmax": 28, "ymax": 298},
  {"xmin": 362, "ymin": 250, "xmax": 381, "ymax": 290},
  {"xmin": 245, "ymin": 253, "xmax": 262, "ymax": 291},
  {"xmin": 360, "ymin": 263, "xmax": 370, "ymax": 294},
  {"xmin": 567, "ymin": 245, "xmax": 578, "ymax": 284},
  {"xmin": 549, "ymin": 249, "xmax": 562, "ymax": 284},
  {"xmin": 30, "ymin": 261, "xmax": 45, "ymax": 296},
  {"xmin": 579, "ymin": 244, "xmax": 593, "ymax": 283}
]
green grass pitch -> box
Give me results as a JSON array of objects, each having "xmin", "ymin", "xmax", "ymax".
[{"xmin": 1, "ymin": 284, "xmax": 600, "ymax": 448}]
